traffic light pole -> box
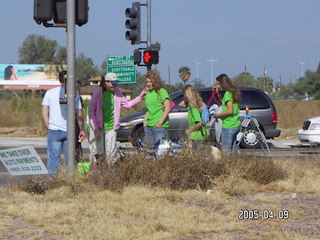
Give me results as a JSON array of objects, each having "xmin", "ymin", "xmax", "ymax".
[
  {"xmin": 146, "ymin": 0, "xmax": 151, "ymax": 71},
  {"xmin": 66, "ymin": 0, "xmax": 76, "ymax": 176}
]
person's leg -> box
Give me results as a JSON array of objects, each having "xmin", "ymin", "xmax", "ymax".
[
  {"xmin": 153, "ymin": 127, "xmax": 168, "ymax": 147},
  {"xmin": 47, "ymin": 129, "xmax": 63, "ymax": 176},
  {"xmin": 221, "ymin": 128, "xmax": 233, "ymax": 154},
  {"xmin": 95, "ymin": 129, "xmax": 104, "ymax": 155},
  {"xmin": 61, "ymin": 131, "xmax": 68, "ymax": 167},
  {"xmin": 191, "ymin": 140, "xmax": 201, "ymax": 150},
  {"xmin": 230, "ymin": 127, "xmax": 240, "ymax": 152},
  {"xmin": 88, "ymin": 127, "xmax": 97, "ymax": 162},
  {"xmin": 221, "ymin": 127, "xmax": 240, "ymax": 154},
  {"xmin": 144, "ymin": 127, "xmax": 155, "ymax": 149},
  {"xmin": 104, "ymin": 130, "xmax": 118, "ymax": 165}
]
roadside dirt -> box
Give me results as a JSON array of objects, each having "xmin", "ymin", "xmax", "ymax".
[{"xmin": 0, "ymin": 127, "xmax": 46, "ymax": 138}]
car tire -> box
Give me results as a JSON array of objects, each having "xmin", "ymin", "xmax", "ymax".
[
  {"xmin": 239, "ymin": 127, "xmax": 261, "ymax": 149},
  {"xmin": 132, "ymin": 125, "xmax": 145, "ymax": 140}
]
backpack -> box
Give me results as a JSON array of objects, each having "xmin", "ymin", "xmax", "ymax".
[{"xmin": 201, "ymin": 103, "xmax": 210, "ymax": 124}]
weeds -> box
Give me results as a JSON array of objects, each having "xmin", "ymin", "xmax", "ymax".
[{"xmin": 17, "ymin": 150, "xmax": 285, "ymax": 196}]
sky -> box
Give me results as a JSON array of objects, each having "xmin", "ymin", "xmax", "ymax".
[{"xmin": 1, "ymin": 0, "xmax": 320, "ymax": 86}]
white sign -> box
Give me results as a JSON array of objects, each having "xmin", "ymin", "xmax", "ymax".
[{"xmin": 0, "ymin": 146, "xmax": 48, "ymax": 176}]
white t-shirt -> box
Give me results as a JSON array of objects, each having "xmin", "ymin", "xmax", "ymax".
[{"xmin": 42, "ymin": 87, "xmax": 82, "ymax": 131}]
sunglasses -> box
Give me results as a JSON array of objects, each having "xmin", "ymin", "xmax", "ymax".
[{"xmin": 106, "ymin": 80, "xmax": 117, "ymax": 85}]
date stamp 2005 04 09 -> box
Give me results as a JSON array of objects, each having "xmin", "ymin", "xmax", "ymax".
[{"xmin": 238, "ymin": 209, "xmax": 289, "ymax": 220}]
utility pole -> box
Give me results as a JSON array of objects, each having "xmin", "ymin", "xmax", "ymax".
[
  {"xmin": 206, "ymin": 59, "xmax": 218, "ymax": 86},
  {"xmin": 297, "ymin": 61, "xmax": 307, "ymax": 78},
  {"xmin": 192, "ymin": 61, "xmax": 201, "ymax": 84}
]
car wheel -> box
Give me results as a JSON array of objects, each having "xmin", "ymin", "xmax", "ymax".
[
  {"xmin": 132, "ymin": 125, "xmax": 145, "ymax": 140},
  {"xmin": 239, "ymin": 127, "xmax": 261, "ymax": 149}
]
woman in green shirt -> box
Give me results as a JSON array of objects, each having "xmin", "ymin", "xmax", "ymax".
[
  {"xmin": 182, "ymin": 85, "xmax": 209, "ymax": 150},
  {"xmin": 144, "ymin": 70, "xmax": 171, "ymax": 150},
  {"xmin": 213, "ymin": 74, "xmax": 241, "ymax": 153}
]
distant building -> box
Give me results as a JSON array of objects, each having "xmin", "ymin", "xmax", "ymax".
[{"xmin": 80, "ymin": 76, "xmax": 133, "ymax": 101}]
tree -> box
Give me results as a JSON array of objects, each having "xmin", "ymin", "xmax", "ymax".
[
  {"xmin": 150, "ymin": 42, "xmax": 161, "ymax": 51},
  {"xmin": 232, "ymin": 72, "xmax": 256, "ymax": 87},
  {"xmin": 191, "ymin": 79, "xmax": 205, "ymax": 88},
  {"xmin": 19, "ymin": 35, "xmax": 58, "ymax": 64},
  {"xmin": 76, "ymin": 53, "xmax": 99, "ymax": 86},
  {"xmin": 178, "ymin": 66, "xmax": 191, "ymax": 83},
  {"xmin": 256, "ymin": 76, "xmax": 274, "ymax": 93},
  {"xmin": 53, "ymin": 46, "xmax": 67, "ymax": 65}
]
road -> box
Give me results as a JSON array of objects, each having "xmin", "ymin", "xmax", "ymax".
[{"xmin": 0, "ymin": 137, "xmax": 319, "ymax": 185}]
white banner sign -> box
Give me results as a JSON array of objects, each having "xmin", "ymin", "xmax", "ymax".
[{"xmin": 0, "ymin": 146, "xmax": 48, "ymax": 176}]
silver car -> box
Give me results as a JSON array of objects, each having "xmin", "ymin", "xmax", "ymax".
[{"xmin": 117, "ymin": 87, "xmax": 281, "ymax": 149}]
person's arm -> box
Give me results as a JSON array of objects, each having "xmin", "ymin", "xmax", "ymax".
[
  {"xmin": 42, "ymin": 105, "xmax": 49, "ymax": 128},
  {"xmin": 143, "ymin": 111, "xmax": 148, "ymax": 127},
  {"xmin": 155, "ymin": 99, "xmax": 171, "ymax": 128},
  {"xmin": 178, "ymin": 100, "xmax": 186, "ymax": 107},
  {"xmin": 76, "ymin": 109, "xmax": 86, "ymax": 141},
  {"xmin": 214, "ymin": 101, "xmax": 233, "ymax": 118},
  {"xmin": 185, "ymin": 121, "xmax": 202, "ymax": 136}
]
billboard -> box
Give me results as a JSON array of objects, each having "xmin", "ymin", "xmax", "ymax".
[{"xmin": 0, "ymin": 64, "xmax": 64, "ymax": 90}]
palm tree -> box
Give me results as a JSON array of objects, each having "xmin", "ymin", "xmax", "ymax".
[{"xmin": 178, "ymin": 66, "xmax": 191, "ymax": 83}]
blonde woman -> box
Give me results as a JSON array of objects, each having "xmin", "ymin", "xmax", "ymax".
[{"xmin": 182, "ymin": 85, "xmax": 209, "ymax": 149}]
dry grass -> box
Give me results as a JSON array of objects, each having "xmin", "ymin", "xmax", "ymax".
[
  {"xmin": 274, "ymin": 99, "xmax": 320, "ymax": 129},
  {"xmin": 0, "ymin": 151, "xmax": 319, "ymax": 239},
  {"xmin": 1, "ymin": 98, "xmax": 320, "ymax": 239}
]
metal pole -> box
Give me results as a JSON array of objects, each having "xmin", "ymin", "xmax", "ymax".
[
  {"xmin": 67, "ymin": 0, "xmax": 76, "ymax": 175},
  {"xmin": 147, "ymin": 0, "xmax": 151, "ymax": 72},
  {"xmin": 147, "ymin": 0, "xmax": 151, "ymax": 48},
  {"xmin": 168, "ymin": 65, "xmax": 171, "ymax": 93}
]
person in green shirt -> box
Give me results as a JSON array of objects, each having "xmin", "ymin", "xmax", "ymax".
[
  {"xmin": 213, "ymin": 74, "xmax": 241, "ymax": 154},
  {"xmin": 144, "ymin": 70, "xmax": 171, "ymax": 151},
  {"xmin": 182, "ymin": 85, "xmax": 210, "ymax": 150}
]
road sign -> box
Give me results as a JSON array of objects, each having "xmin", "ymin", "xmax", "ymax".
[
  {"xmin": 106, "ymin": 65, "xmax": 136, "ymax": 84},
  {"xmin": 106, "ymin": 55, "xmax": 136, "ymax": 84}
]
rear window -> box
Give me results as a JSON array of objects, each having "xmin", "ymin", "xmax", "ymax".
[
  {"xmin": 240, "ymin": 90, "xmax": 270, "ymax": 110},
  {"xmin": 171, "ymin": 88, "xmax": 271, "ymax": 110},
  {"xmin": 199, "ymin": 90, "xmax": 221, "ymax": 107}
]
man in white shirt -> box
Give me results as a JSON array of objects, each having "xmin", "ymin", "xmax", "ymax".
[{"xmin": 42, "ymin": 71, "xmax": 86, "ymax": 175}]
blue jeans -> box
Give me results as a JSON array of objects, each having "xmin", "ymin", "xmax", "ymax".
[
  {"xmin": 221, "ymin": 127, "xmax": 240, "ymax": 154},
  {"xmin": 47, "ymin": 129, "xmax": 68, "ymax": 175},
  {"xmin": 144, "ymin": 127, "xmax": 168, "ymax": 149}
]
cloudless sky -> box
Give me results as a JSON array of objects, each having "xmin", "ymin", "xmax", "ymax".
[{"xmin": 1, "ymin": 0, "xmax": 320, "ymax": 86}]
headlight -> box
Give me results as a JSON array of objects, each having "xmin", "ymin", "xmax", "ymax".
[
  {"xmin": 120, "ymin": 122, "xmax": 132, "ymax": 127},
  {"xmin": 309, "ymin": 123, "xmax": 320, "ymax": 130}
]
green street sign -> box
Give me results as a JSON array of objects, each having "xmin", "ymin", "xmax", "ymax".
[
  {"xmin": 106, "ymin": 55, "xmax": 136, "ymax": 84},
  {"xmin": 106, "ymin": 65, "xmax": 136, "ymax": 84},
  {"xmin": 107, "ymin": 55, "xmax": 134, "ymax": 66}
]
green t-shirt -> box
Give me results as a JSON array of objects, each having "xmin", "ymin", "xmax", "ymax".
[
  {"xmin": 221, "ymin": 91, "xmax": 241, "ymax": 129},
  {"xmin": 188, "ymin": 106, "xmax": 210, "ymax": 141},
  {"xmin": 145, "ymin": 88, "xmax": 170, "ymax": 128},
  {"xmin": 102, "ymin": 90, "xmax": 114, "ymax": 130}
]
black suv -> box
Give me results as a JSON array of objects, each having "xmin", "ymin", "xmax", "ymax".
[{"xmin": 117, "ymin": 87, "xmax": 281, "ymax": 148}]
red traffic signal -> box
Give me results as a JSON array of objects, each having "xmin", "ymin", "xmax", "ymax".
[{"xmin": 143, "ymin": 50, "xmax": 159, "ymax": 65}]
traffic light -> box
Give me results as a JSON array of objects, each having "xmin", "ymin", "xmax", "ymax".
[
  {"xmin": 34, "ymin": 0, "xmax": 53, "ymax": 24},
  {"xmin": 54, "ymin": 0, "xmax": 89, "ymax": 26},
  {"xmin": 125, "ymin": 2, "xmax": 141, "ymax": 45},
  {"xmin": 33, "ymin": 0, "xmax": 89, "ymax": 26},
  {"xmin": 133, "ymin": 49, "xmax": 141, "ymax": 65},
  {"xmin": 143, "ymin": 50, "xmax": 159, "ymax": 65}
]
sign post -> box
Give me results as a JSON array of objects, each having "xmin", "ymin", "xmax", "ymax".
[{"xmin": 106, "ymin": 55, "xmax": 137, "ymax": 84}]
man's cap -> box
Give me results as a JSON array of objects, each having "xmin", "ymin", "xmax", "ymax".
[{"xmin": 105, "ymin": 72, "xmax": 120, "ymax": 84}]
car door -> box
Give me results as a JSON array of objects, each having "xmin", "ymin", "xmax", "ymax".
[{"xmin": 168, "ymin": 93, "xmax": 188, "ymax": 139}]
